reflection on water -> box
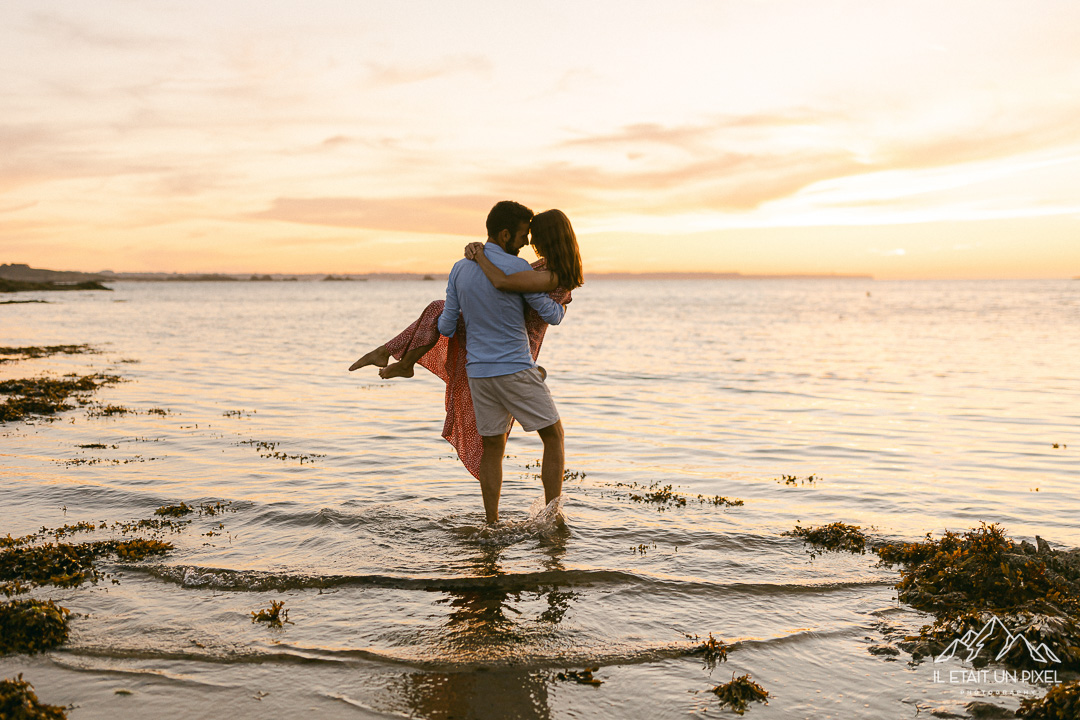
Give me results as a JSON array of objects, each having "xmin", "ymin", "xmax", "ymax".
[
  {"xmin": 396, "ymin": 543, "xmax": 567, "ymax": 720},
  {"xmin": 394, "ymin": 668, "xmax": 552, "ymax": 720},
  {"xmin": 433, "ymin": 525, "xmax": 574, "ymax": 660}
]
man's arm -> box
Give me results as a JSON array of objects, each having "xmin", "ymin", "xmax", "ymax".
[
  {"xmin": 523, "ymin": 290, "xmax": 565, "ymax": 325},
  {"xmin": 438, "ymin": 270, "xmax": 460, "ymax": 337},
  {"xmin": 496, "ymin": 255, "xmax": 564, "ymax": 325}
]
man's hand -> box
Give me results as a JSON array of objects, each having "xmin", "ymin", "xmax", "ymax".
[{"xmin": 464, "ymin": 242, "xmax": 485, "ymax": 261}]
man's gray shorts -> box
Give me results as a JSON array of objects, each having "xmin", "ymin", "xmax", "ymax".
[{"xmin": 468, "ymin": 367, "xmax": 560, "ymax": 437}]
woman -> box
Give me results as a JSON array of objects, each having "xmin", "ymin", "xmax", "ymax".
[{"xmin": 349, "ymin": 209, "xmax": 584, "ymax": 479}]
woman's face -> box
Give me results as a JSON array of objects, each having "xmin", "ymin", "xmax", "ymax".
[{"xmin": 530, "ymin": 233, "xmax": 548, "ymax": 257}]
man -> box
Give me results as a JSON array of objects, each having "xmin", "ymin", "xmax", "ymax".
[{"xmin": 437, "ymin": 200, "xmax": 566, "ymax": 524}]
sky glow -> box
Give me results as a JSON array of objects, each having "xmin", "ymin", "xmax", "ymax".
[{"xmin": 2, "ymin": 0, "xmax": 1079, "ymax": 278}]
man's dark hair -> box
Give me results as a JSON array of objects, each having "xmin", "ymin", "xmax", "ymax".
[{"xmin": 486, "ymin": 201, "xmax": 534, "ymax": 240}]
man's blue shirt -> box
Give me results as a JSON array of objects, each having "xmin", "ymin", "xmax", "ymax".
[{"xmin": 438, "ymin": 243, "xmax": 565, "ymax": 378}]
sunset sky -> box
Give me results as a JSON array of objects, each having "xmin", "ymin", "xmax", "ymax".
[{"xmin": 2, "ymin": 1, "xmax": 1079, "ymax": 278}]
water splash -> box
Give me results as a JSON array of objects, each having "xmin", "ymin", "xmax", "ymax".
[{"xmin": 469, "ymin": 495, "xmax": 567, "ymax": 546}]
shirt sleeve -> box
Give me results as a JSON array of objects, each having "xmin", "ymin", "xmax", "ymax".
[
  {"xmin": 437, "ymin": 269, "xmax": 460, "ymax": 337},
  {"xmin": 523, "ymin": 289, "xmax": 565, "ymax": 325},
  {"xmin": 503, "ymin": 255, "xmax": 564, "ymax": 325}
]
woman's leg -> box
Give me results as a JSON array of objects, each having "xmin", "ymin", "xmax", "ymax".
[
  {"xmin": 349, "ymin": 345, "xmax": 390, "ymax": 371},
  {"xmin": 379, "ymin": 342, "xmax": 436, "ymax": 379},
  {"xmin": 351, "ymin": 299, "xmax": 445, "ymax": 379}
]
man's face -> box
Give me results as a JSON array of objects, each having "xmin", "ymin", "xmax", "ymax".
[{"xmin": 505, "ymin": 221, "xmax": 531, "ymax": 256}]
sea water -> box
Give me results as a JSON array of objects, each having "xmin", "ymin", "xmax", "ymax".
[{"xmin": 1, "ymin": 278, "xmax": 1078, "ymax": 719}]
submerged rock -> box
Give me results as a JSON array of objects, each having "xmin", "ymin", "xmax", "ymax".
[{"xmin": 966, "ymin": 700, "xmax": 1016, "ymax": 718}]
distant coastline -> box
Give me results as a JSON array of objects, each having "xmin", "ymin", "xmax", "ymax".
[
  {"xmin": 584, "ymin": 272, "xmax": 873, "ymax": 280},
  {"xmin": 3, "ymin": 263, "xmax": 873, "ymax": 283}
]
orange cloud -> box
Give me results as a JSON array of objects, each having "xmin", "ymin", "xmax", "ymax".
[
  {"xmin": 364, "ymin": 55, "xmax": 492, "ymax": 87},
  {"xmin": 249, "ymin": 195, "xmax": 497, "ymax": 235},
  {"xmin": 558, "ymin": 110, "xmax": 829, "ymax": 151},
  {"xmin": 486, "ymin": 151, "xmax": 865, "ymax": 214}
]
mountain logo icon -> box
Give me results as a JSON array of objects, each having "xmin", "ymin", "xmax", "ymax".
[{"xmin": 934, "ymin": 616, "xmax": 1061, "ymax": 664}]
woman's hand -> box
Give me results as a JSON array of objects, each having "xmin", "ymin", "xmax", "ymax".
[{"xmin": 464, "ymin": 242, "xmax": 485, "ymax": 261}]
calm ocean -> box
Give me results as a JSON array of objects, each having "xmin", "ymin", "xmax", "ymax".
[{"xmin": 2, "ymin": 278, "xmax": 1078, "ymax": 719}]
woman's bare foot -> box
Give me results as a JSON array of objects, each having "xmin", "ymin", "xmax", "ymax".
[
  {"xmin": 378, "ymin": 361, "xmax": 415, "ymax": 379},
  {"xmin": 349, "ymin": 345, "xmax": 390, "ymax": 371}
]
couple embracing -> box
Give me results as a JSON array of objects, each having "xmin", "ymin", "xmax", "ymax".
[{"xmin": 350, "ymin": 201, "xmax": 584, "ymax": 525}]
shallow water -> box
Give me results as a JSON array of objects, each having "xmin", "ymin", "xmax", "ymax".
[{"xmin": 1, "ymin": 278, "xmax": 1078, "ymax": 718}]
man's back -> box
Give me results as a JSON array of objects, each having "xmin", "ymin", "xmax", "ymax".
[
  {"xmin": 438, "ymin": 243, "xmax": 564, "ymax": 378},
  {"xmin": 443, "ymin": 245, "xmax": 533, "ymax": 377}
]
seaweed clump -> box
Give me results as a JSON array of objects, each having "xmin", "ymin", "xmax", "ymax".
[
  {"xmin": 251, "ymin": 600, "xmax": 291, "ymax": 628},
  {"xmin": 1018, "ymin": 678, "xmax": 1080, "ymax": 719},
  {"xmin": 0, "ymin": 538, "xmax": 172, "ymax": 590},
  {"xmin": 0, "ymin": 345, "xmax": 96, "ymax": 364},
  {"xmin": 555, "ymin": 668, "xmax": 602, "ymax": 686},
  {"xmin": 0, "ymin": 675, "xmax": 67, "ymax": 719},
  {"xmin": 0, "ymin": 600, "xmax": 70, "ymax": 654},
  {"xmin": 876, "ymin": 524, "xmax": 1079, "ymax": 617},
  {"xmin": 875, "ymin": 524, "xmax": 1080, "ymax": 670},
  {"xmin": 0, "ymin": 373, "xmax": 122, "ymax": 423},
  {"xmin": 710, "ymin": 673, "xmax": 769, "ymax": 714},
  {"xmin": 609, "ymin": 481, "xmax": 744, "ymax": 511},
  {"xmin": 784, "ymin": 522, "xmax": 867, "ymax": 554},
  {"xmin": 688, "ymin": 632, "xmax": 729, "ymax": 669},
  {"xmin": 631, "ymin": 484, "xmax": 687, "ymax": 507},
  {"xmin": 0, "ymin": 521, "xmax": 172, "ymax": 655},
  {"xmin": 0, "ymin": 278, "xmax": 109, "ymax": 293},
  {"xmin": 154, "ymin": 502, "xmax": 193, "ymax": 517}
]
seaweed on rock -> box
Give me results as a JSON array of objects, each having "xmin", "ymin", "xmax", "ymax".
[
  {"xmin": 0, "ymin": 600, "xmax": 70, "ymax": 654},
  {"xmin": 1018, "ymin": 678, "xmax": 1080, "ymax": 719},
  {"xmin": 876, "ymin": 524, "xmax": 1080, "ymax": 617},
  {"xmin": 0, "ymin": 675, "xmax": 67, "ymax": 719},
  {"xmin": 0, "ymin": 538, "xmax": 172, "ymax": 589},
  {"xmin": 875, "ymin": 524, "xmax": 1080, "ymax": 670}
]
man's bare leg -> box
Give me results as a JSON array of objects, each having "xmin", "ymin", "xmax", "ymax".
[
  {"xmin": 478, "ymin": 433, "xmax": 507, "ymax": 524},
  {"xmin": 349, "ymin": 345, "xmax": 390, "ymax": 371},
  {"xmin": 537, "ymin": 420, "xmax": 565, "ymax": 505},
  {"xmin": 379, "ymin": 342, "xmax": 436, "ymax": 379}
]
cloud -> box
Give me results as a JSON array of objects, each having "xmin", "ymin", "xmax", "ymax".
[
  {"xmin": 29, "ymin": 11, "xmax": 175, "ymax": 50},
  {"xmin": 0, "ymin": 201, "xmax": 38, "ymax": 214},
  {"xmin": 559, "ymin": 110, "xmax": 829, "ymax": 152},
  {"xmin": 486, "ymin": 150, "xmax": 866, "ymax": 214},
  {"xmin": 0, "ymin": 139, "xmax": 168, "ymax": 193},
  {"xmin": 880, "ymin": 119, "xmax": 1080, "ymax": 171},
  {"xmin": 364, "ymin": 55, "xmax": 492, "ymax": 87},
  {"xmin": 249, "ymin": 195, "xmax": 496, "ymax": 235},
  {"xmin": 320, "ymin": 135, "xmax": 352, "ymax": 149},
  {"xmin": 526, "ymin": 101, "xmax": 1080, "ymax": 216}
]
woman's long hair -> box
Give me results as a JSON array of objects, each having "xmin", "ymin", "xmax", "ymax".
[{"xmin": 531, "ymin": 209, "xmax": 584, "ymax": 290}]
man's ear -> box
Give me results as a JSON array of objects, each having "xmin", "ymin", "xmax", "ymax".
[{"xmin": 497, "ymin": 228, "xmax": 511, "ymax": 244}]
